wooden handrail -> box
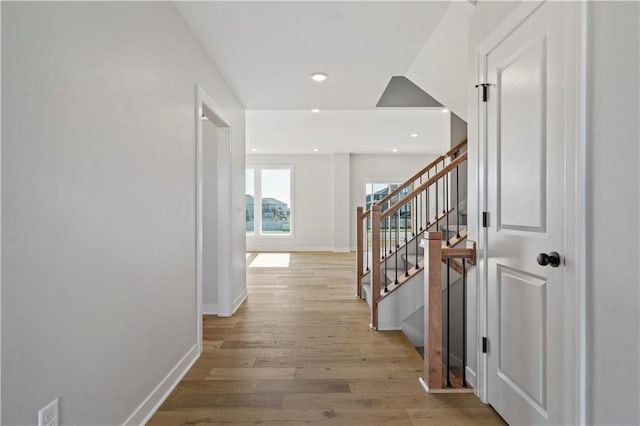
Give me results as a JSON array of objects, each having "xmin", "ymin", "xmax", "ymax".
[
  {"xmin": 442, "ymin": 242, "xmax": 476, "ymax": 264},
  {"xmin": 356, "ymin": 141, "xmax": 469, "ymax": 336},
  {"xmin": 354, "ymin": 140, "xmax": 472, "ymax": 390},
  {"xmin": 380, "ymin": 152, "xmax": 467, "ymax": 220},
  {"xmin": 361, "ymin": 139, "xmax": 467, "ymax": 219},
  {"xmin": 358, "ymin": 209, "xmax": 458, "ymax": 279},
  {"xmin": 445, "ymin": 138, "xmax": 468, "ymax": 158}
]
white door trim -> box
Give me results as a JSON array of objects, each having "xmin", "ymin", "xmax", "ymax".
[
  {"xmin": 195, "ymin": 85, "xmax": 233, "ymax": 354},
  {"xmin": 473, "ymin": 2, "xmax": 586, "ymax": 423}
]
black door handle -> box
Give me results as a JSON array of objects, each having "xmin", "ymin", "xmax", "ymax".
[{"xmin": 537, "ymin": 251, "xmax": 561, "ymax": 267}]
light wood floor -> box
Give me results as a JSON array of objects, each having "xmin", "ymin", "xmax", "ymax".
[{"xmin": 148, "ymin": 252, "xmax": 506, "ymax": 426}]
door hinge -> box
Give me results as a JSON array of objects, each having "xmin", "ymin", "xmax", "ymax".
[
  {"xmin": 482, "ymin": 337, "xmax": 488, "ymax": 353},
  {"xmin": 475, "ymin": 83, "xmax": 491, "ymax": 102},
  {"xmin": 482, "ymin": 211, "xmax": 489, "ymax": 228}
]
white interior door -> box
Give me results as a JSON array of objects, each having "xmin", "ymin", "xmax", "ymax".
[{"xmin": 483, "ymin": 2, "xmax": 576, "ymax": 424}]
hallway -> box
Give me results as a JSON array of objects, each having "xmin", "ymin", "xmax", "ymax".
[{"xmin": 148, "ymin": 252, "xmax": 505, "ymax": 425}]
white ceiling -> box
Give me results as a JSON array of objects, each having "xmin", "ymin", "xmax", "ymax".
[
  {"xmin": 175, "ymin": 1, "xmax": 450, "ymax": 109},
  {"xmin": 246, "ymin": 109, "xmax": 450, "ymax": 155}
]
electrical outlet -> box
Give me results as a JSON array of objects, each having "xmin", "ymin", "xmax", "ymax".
[{"xmin": 38, "ymin": 398, "xmax": 58, "ymax": 426}]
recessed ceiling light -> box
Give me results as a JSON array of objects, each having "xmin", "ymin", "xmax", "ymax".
[
  {"xmin": 311, "ymin": 108, "xmax": 320, "ymax": 113},
  {"xmin": 251, "ymin": 148, "xmax": 257, "ymax": 152},
  {"xmin": 311, "ymin": 72, "xmax": 328, "ymax": 82},
  {"xmin": 312, "ymin": 148, "xmax": 319, "ymax": 152},
  {"xmin": 392, "ymin": 148, "xmax": 398, "ymax": 153},
  {"xmin": 442, "ymin": 108, "xmax": 449, "ymax": 113},
  {"xmin": 410, "ymin": 132, "xmax": 419, "ymax": 138}
]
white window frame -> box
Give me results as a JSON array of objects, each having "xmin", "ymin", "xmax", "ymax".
[
  {"xmin": 245, "ymin": 168, "xmax": 256, "ymax": 235},
  {"xmin": 247, "ymin": 164, "xmax": 294, "ymax": 238}
]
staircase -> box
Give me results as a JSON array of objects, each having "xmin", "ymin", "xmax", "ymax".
[{"xmin": 355, "ymin": 139, "xmax": 476, "ymax": 391}]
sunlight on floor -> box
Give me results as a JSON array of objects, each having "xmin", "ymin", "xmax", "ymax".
[{"xmin": 248, "ymin": 253, "xmax": 291, "ymax": 268}]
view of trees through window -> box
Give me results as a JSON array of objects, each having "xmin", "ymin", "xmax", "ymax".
[{"xmin": 246, "ymin": 167, "xmax": 292, "ymax": 235}]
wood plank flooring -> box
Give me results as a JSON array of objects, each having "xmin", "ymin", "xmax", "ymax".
[{"xmin": 148, "ymin": 252, "xmax": 505, "ymax": 426}]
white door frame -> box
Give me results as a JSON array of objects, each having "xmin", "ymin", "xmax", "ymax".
[
  {"xmin": 473, "ymin": 2, "xmax": 587, "ymax": 423},
  {"xmin": 195, "ymin": 85, "xmax": 233, "ymax": 354}
]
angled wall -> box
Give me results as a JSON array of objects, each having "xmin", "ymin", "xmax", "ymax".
[{"xmin": 407, "ymin": 2, "xmax": 474, "ymax": 121}]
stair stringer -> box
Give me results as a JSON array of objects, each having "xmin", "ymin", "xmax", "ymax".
[
  {"xmin": 377, "ymin": 269, "xmax": 424, "ymax": 331},
  {"xmin": 360, "ymin": 238, "xmax": 423, "ymax": 308}
]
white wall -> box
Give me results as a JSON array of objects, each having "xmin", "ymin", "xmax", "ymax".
[
  {"xmin": 349, "ymin": 154, "xmax": 436, "ymax": 250},
  {"xmin": 246, "ymin": 155, "xmax": 334, "ymax": 251},
  {"xmin": 586, "ymin": 3, "xmax": 639, "ymax": 424},
  {"xmin": 246, "ymin": 153, "xmax": 437, "ymax": 253},
  {"xmin": 203, "ymin": 119, "xmax": 218, "ymax": 309},
  {"xmin": 450, "ymin": 112, "xmax": 468, "ymax": 215},
  {"xmin": 332, "ymin": 154, "xmax": 351, "ymax": 252},
  {"xmin": 1, "ymin": 3, "xmax": 246, "ymax": 425},
  {"xmin": 407, "ymin": 2, "xmax": 474, "ymax": 121}
]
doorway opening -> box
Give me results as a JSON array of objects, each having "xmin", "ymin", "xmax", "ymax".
[{"xmin": 196, "ymin": 86, "xmax": 232, "ymax": 353}]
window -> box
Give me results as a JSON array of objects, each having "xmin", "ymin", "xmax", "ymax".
[
  {"xmin": 365, "ymin": 183, "xmax": 410, "ymax": 212},
  {"xmin": 365, "ymin": 183, "xmax": 398, "ymax": 211},
  {"xmin": 364, "ymin": 182, "xmax": 413, "ymax": 246},
  {"xmin": 246, "ymin": 166, "xmax": 293, "ymax": 236}
]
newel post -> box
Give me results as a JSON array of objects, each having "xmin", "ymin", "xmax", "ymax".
[
  {"xmin": 371, "ymin": 204, "xmax": 381, "ymax": 329},
  {"xmin": 356, "ymin": 207, "xmax": 364, "ymax": 299},
  {"xmin": 423, "ymin": 231, "xmax": 443, "ymax": 390}
]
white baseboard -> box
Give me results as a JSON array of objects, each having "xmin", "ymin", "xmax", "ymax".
[
  {"xmin": 122, "ymin": 344, "xmax": 199, "ymax": 426},
  {"xmin": 202, "ymin": 303, "xmax": 218, "ymax": 315},
  {"xmin": 465, "ymin": 366, "xmax": 477, "ymax": 389},
  {"xmin": 333, "ymin": 247, "xmax": 351, "ymax": 253},
  {"xmin": 233, "ymin": 289, "xmax": 248, "ymax": 314},
  {"xmin": 418, "ymin": 376, "xmax": 430, "ymax": 393},
  {"xmin": 246, "ymin": 246, "xmax": 334, "ymax": 252},
  {"xmin": 203, "ymin": 290, "xmax": 246, "ymax": 317},
  {"xmin": 376, "ymin": 320, "xmax": 401, "ymax": 331}
]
